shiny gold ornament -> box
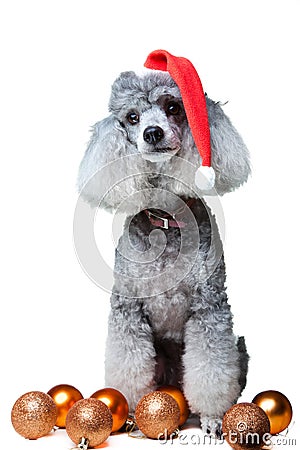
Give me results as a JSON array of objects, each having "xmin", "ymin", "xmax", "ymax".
[
  {"xmin": 157, "ymin": 385, "xmax": 189, "ymax": 426},
  {"xmin": 222, "ymin": 402, "xmax": 270, "ymax": 450},
  {"xmin": 135, "ymin": 391, "xmax": 180, "ymax": 439},
  {"xmin": 11, "ymin": 391, "xmax": 58, "ymax": 440},
  {"xmin": 65, "ymin": 398, "xmax": 112, "ymax": 447},
  {"xmin": 252, "ymin": 390, "xmax": 293, "ymax": 435},
  {"xmin": 47, "ymin": 384, "xmax": 83, "ymax": 428},
  {"xmin": 90, "ymin": 387, "xmax": 129, "ymax": 432}
]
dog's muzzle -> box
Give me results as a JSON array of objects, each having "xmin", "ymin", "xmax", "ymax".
[{"xmin": 141, "ymin": 125, "xmax": 179, "ymax": 162}]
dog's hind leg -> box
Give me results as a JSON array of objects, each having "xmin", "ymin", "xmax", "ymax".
[
  {"xmin": 154, "ymin": 338, "xmax": 184, "ymax": 387},
  {"xmin": 104, "ymin": 296, "xmax": 156, "ymax": 412},
  {"xmin": 237, "ymin": 336, "xmax": 249, "ymax": 394}
]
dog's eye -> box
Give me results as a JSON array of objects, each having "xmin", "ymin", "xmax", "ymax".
[
  {"xmin": 126, "ymin": 112, "xmax": 139, "ymax": 125},
  {"xmin": 166, "ymin": 101, "xmax": 181, "ymax": 116}
]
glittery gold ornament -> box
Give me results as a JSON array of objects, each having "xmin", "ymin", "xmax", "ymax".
[
  {"xmin": 252, "ymin": 390, "xmax": 293, "ymax": 435},
  {"xmin": 135, "ymin": 391, "xmax": 180, "ymax": 439},
  {"xmin": 157, "ymin": 385, "xmax": 189, "ymax": 426},
  {"xmin": 47, "ymin": 384, "xmax": 83, "ymax": 428},
  {"xmin": 90, "ymin": 387, "xmax": 129, "ymax": 432},
  {"xmin": 11, "ymin": 391, "xmax": 58, "ymax": 440},
  {"xmin": 222, "ymin": 402, "xmax": 270, "ymax": 450},
  {"xmin": 65, "ymin": 398, "xmax": 112, "ymax": 448}
]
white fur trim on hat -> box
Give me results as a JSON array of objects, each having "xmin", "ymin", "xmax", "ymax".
[{"xmin": 195, "ymin": 166, "xmax": 215, "ymax": 191}]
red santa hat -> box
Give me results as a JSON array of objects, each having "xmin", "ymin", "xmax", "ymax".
[{"xmin": 144, "ymin": 49, "xmax": 215, "ymax": 191}]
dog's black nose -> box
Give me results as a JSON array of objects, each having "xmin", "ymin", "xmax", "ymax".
[{"xmin": 143, "ymin": 126, "xmax": 164, "ymax": 145}]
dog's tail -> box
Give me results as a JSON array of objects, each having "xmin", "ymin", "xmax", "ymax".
[{"xmin": 237, "ymin": 336, "xmax": 249, "ymax": 394}]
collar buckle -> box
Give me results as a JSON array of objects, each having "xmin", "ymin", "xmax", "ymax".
[{"xmin": 147, "ymin": 210, "xmax": 169, "ymax": 229}]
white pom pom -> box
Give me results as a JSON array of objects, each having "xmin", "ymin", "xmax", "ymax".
[{"xmin": 194, "ymin": 166, "xmax": 215, "ymax": 191}]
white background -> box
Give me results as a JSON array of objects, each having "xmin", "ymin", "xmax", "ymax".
[{"xmin": 0, "ymin": 1, "xmax": 299, "ymax": 448}]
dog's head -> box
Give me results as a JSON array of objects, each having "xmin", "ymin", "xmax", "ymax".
[
  {"xmin": 78, "ymin": 70, "xmax": 250, "ymax": 210},
  {"xmin": 109, "ymin": 71, "xmax": 187, "ymax": 164}
]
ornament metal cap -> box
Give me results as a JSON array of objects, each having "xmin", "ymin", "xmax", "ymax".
[
  {"xmin": 71, "ymin": 437, "xmax": 89, "ymax": 450},
  {"xmin": 144, "ymin": 49, "xmax": 215, "ymax": 191}
]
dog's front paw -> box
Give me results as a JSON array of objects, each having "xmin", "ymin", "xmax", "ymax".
[{"xmin": 200, "ymin": 416, "xmax": 223, "ymax": 439}]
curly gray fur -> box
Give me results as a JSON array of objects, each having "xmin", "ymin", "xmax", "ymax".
[{"xmin": 77, "ymin": 69, "xmax": 250, "ymax": 436}]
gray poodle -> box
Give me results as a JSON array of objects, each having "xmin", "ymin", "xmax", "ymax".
[{"xmin": 77, "ymin": 68, "xmax": 250, "ymax": 436}]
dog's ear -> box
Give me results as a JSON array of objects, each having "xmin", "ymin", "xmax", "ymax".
[
  {"xmin": 207, "ymin": 98, "xmax": 251, "ymax": 195},
  {"xmin": 77, "ymin": 115, "xmax": 137, "ymax": 209}
]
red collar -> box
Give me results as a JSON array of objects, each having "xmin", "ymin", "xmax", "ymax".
[{"xmin": 144, "ymin": 199, "xmax": 195, "ymax": 230}]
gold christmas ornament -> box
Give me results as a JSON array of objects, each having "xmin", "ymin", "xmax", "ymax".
[
  {"xmin": 135, "ymin": 391, "xmax": 180, "ymax": 439},
  {"xmin": 47, "ymin": 384, "xmax": 83, "ymax": 428},
  {"xmin": 65, "ymin": 397, "xmax": 112, "ymax": 448},
  {"xmin": 90, "ymin": 387, "xmax": 129, "ymax": 432},
  {"xmin": 11, "ymin": 391, "xmax": 58, "ymax": 440},
  {"xmin": 252, "ymin": 390, "xmax": 293, "ymax": 435},
  {"xmin": 157, "ymin": 385, "xmax": 189, "ymax": 426},
  {"xmin": 222, "ymin": 402, "xmax": 270, "ymax": 450}
]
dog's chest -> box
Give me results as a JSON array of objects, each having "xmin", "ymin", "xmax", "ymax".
[
  {"xmin": 114, "ymin": 203, "xmax": 212, "ymax": 339},
  {"xmin": 143, "ymin": 291, "xmax": 191, "ymax": 340}
]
